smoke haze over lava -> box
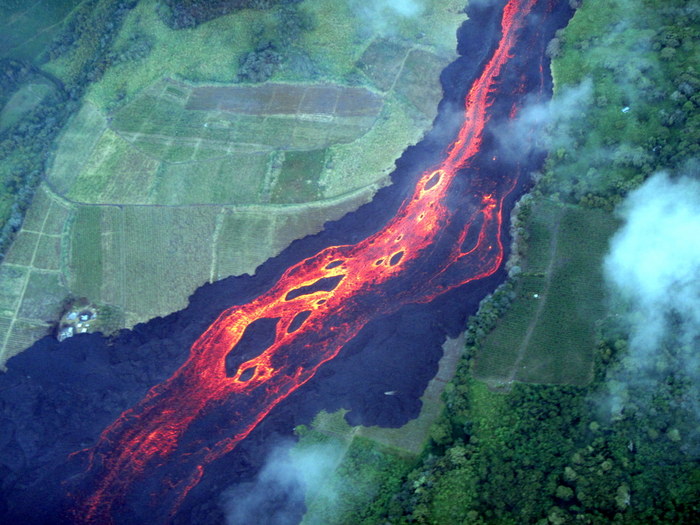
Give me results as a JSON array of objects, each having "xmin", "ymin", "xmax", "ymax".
[{"xmin": 0, "ymin": 1, "xmax": 574, "ymax": 523}]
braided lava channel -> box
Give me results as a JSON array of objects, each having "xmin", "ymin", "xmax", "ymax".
[{"xmin": 63, "ymin": 0, "xmax": 555, "ymax": 521}]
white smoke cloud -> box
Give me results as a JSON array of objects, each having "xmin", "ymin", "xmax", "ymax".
[
  {"xmin": 347, "ymin": 0, "xmax": 424, "ymax": 37},
  {"xmin": 604, "ymin": 172, "xmax": 700, "ymax": 357},
  {"xmin": 495, "ymin": 79, "xmax": 593, "ymax": 163},
  {"xmin": 601, "ymin": 171, "xmax": 700, "ymax": 442},
  {"xmin": 221, "ymin": 439, "xmax": 343, "ymax": 525}
]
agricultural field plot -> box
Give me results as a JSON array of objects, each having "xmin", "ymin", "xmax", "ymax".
[
  {"xmin": 0, "ymin": 265, "xmax": 27, "ymax": 318},
  {"xmin": 395, "ymin": 49, "xmax": 452, "ymax": 121},
  {"xmin": 64, "ymin": 129, "xmax": 161, "ymax": 204},
  {"xmin": 214, "ymin": 185, "xmax": 375, "ymax": 279},
  {"xmin": 271, "ymin": 150, "xmax": 327, "ymax": 204},
  {"xmin": 47, "ymin": 80, "xmax": 391, "ymax": 207},
  {"xmin": 3, "ymin": 231, "xmax": 39, "ymax": 267},
  {"xmin": 152, "ymin": 153, "xmax": 271, "ymax": 205},
  {"xmin": 47, "ymin": 103, "xmax": 109, "ymax": 197},
  {"xmin": 112, "ymin": 80, "xmax": 384, "ymax": 157},
  {"xmin": 0, "ymin": 186, "xmax": 73, "ymax": 364},
  {"xmin": 0, "ymin": 0, "xmax": 82, "ymax": 61},
  {"xmin": 473, "ymin": 200, "xmax": 619, "ymax": 386},
  {"xmin": 358, "ymin": 39, "xmax": 412, "ymax": 92},
  {"xmin": 68, "ymin": 205, "xmax": 220, "ymax": 325}
]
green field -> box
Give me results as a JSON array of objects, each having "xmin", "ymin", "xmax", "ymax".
[
  {"xmin": 152, "ymin": 153, "xmax": 271, "ymax": 205},
  {"xmin": 272, "ymin": 150, "xmax": 326, "ymax": 204},
  {"xmin": 46, "ymin": 79, "xmax": 395, "ymax": 206},
  {"xmin": 473, "ymin": 199, "xmax": 619, "ymax": 386},
  {"xmin": 68, "ymin": 205, "xmax": 219, "ymax": 323},
  {"xmin": 47, "ymin": 103, "xmax": 109, "ymax": 196},
  {"xmin": 17, "ymin": 270, "xmax": 66, "ymax": 319},
  {"xmin": 69, "ymin": 205, "xmax": 102, "ymax": 299},
  {"xmin": 0, "ymin": 186, "xmax": 73, "ymax": 363}
]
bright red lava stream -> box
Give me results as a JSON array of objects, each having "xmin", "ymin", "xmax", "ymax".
[{"xmin": 71, "ymin": 0, "xmax": 539, "ymax": 521}]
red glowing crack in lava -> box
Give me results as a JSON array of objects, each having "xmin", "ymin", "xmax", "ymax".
[{"xmin": 71, "ymin": 0, "xmax": 538, "ymax": 520}]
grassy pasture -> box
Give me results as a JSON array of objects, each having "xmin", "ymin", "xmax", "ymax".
[
  {"xmin": 79, "ymin": 0, "xmax": 280, "ymax": 109},
  {"xmin": 153, "ymin": 153, "xmax": 270, "ymax": 205},
  {"xmin": 74, "ymin": 205, "xmax": 219, "ymax": 323},
  {"xmin": 297, "ymin": 0, "xmax": 463, "ymax": 84},
  {"xmin": 215, "ymin": 210, "xmax": 288, "ymax": 278},
  {"xmin": 67, "ymin": 129, "xmax": 161, "ymax": 204},
  {"xmin": 18, "ymin": 270, "xmax": 66, "ymax": 320},
  {"xmin": 47, "ymin": 103, "xmax": 108, "ymax": 196},
  {"xmin": 111, "ymin": 81, "xmax": 384, "ymax": 156},
  {"xmin": 395, "ymin": 49, "xmax": 449, "ymax": 120},
  {"xmin": 19, "ymin": 183, "xmax": 53, "ymax": 232},
  {"xmin": 0, "ymin": 181, "xmax": 75, "ymax": 362},
  {"xmin": 43, "ymin": 197, "xmax": 71, "ymax": 235},
  {"xmin": 116, "ymin": 206, "xmax": 218, "ymax": 321},
  {"xmin": 0, "ymin": 265, "xmax": 26, "ymax": 317},
  {"xmin": 31, "ymin": 234, "xmax": 62, "ymax": 271},
  {"xmin": 271, "ymin": 150, "xmax": 326, "ymax": 204},
  {"xmin": 68, "ymin": 205, "xmax": 102, "ymax": 300},
  {"xmin": 0, "ymin": 316, "xmax": 10, "ymax": 346},
  {"xmin": 358, "ymin": 39, "xmax": 411, "ymax": 92},
  {"xmin": 4, "ymin": 231, "xmax": 38, "ymax": 266},
  {"xmin": 320, "ymin": 97, "xmax": 417, "ymax": 197},
  {"xmin": 474, "ymin": 200, "xmax": 618, "ymax": 386}
]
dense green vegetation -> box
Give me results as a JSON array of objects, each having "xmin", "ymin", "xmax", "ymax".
[{"xmin": 540, "ymin": 0, "xmax": 700, "ymax": 209}]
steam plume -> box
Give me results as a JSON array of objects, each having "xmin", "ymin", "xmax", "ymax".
[
  {"xmin": 601, "ymin": 171, "xmax": 700, "ymax": 446},
  {"xmin": 222, "ymin": 439, "xmax": 342, "ymax": 524}
]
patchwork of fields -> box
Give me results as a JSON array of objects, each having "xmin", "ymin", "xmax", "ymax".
[
  {"xmin": 0, "ymin": 0, "xmax": 466, "ymax": 362},
  {"xmin": 473, "ymin": 199, "xmax": 619, "ymax": 386},
  {"xmin": 0, "ymin": 187, "xmax": 70, "ymax": 361}
]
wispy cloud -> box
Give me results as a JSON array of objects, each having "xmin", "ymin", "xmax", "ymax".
[
  {"xmin": 600, "ymin": 171, "xmax": 700, "ymax": 450},
  {"xmin": 221, "ymin": 439, "xmax": 343, "ymax": 524},
  {"xmin": 347, "ymin": 0, "xmax": 425, "ymax": 37},
  {"xmin": 495, "ymin": 79, "xmax": 593, "ymax": 162}
]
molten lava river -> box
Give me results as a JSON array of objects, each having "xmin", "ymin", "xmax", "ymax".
[{"xmin": 0, "ymin": 0, "xmax": 574, "ymax": 522}]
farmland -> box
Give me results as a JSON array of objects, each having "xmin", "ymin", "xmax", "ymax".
[
  {"xmin": 0, "ymin": 0, "xmax": 467, "ymax": 362},
  {"xmin": 0, "ymin": 186, "xmax": 70, "ymax": 362},
  {"xmin": 473, "ymin": 198, "xmax": 619, "ymax": 386}
]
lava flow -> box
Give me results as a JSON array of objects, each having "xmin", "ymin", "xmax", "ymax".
[{"xmin": 70, "ymin": 0, "xmax": 542, "ymax": 521}]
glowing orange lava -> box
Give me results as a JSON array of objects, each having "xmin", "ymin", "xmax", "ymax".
[{"xmin": 71, "ymin": 0, "xmax": 539, "ymax": 521}]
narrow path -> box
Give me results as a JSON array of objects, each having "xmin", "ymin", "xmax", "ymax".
[{"xmin": 209, "ymin": 208, "xmax": 225, "ymax": 283}]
